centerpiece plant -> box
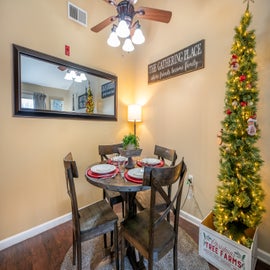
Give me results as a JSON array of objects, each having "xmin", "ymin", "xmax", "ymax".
[{"xmin": 122, "ymin": 133, "xmax": 140, "ymax": 150}]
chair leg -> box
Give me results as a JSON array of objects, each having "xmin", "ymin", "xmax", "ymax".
[
  {"xmin": 110, "ymin": 231, "xmax": 114, "ymax": 247},
  {"xmin": 173, "ymin": 243, "xmax": 177, "ymax": 270},
  {"xmin": 148, "ymin": 253, "xmax": 153, "ymax": 270},
  {"xmin": 76, "ymin": 241, "xmax": 82, "ymax": 270},
  {"xmin": 121, "ymin": 230, "xmax": 125, "ymax": 270},
  {"xmin": 72, "ymin": 232, "xmax": 76, "ymax": 265},
  {"xmin": 114, "ymin": 223, "xmax": 119, "ymax": 270},
  {"xmin": 121, "ymin": 201, "xmax": 125, "ymax": 218},
  {"xmin": 104, "ymin": 233, "xmax": 108, "ymax": 248}
]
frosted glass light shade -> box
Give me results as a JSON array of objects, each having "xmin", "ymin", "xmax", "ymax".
[
  {"xmin": 80, "ymin": 73, "xmax": 87, "ymax": 81},
  {"xmin": 116, "ymin": 20, "xmax": 130, "ymax": 38},
  {"xmin": 128, "ymin": 104, "xmax": 142, "ymax": 122},
  {"xmin": 107, "ymin": 31, "xmax": 120, "ymax": 47},
  {"xmin": 122, "ymin": 38, "xmax": 134, "ymax": 52},
  {"xmin": 64, "ymin": 71, "xmax": 73, "ymax": 80},
  {"xmin": 132, "ymin": 28, "xmax": 145, "ymax": 45}
]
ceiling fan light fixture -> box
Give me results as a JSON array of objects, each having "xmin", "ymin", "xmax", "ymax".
[
  {"xmin": 64, "ymin": 70, "xmax": 73, "ymax": 80},
  {"xmin": 116, "ymin": 19, "xmax": 130, "ymax": 38},
  {"xmin": 74, "ymin": 72, "xmax": 82, "ymax": 83},
  {"xmin": 107, "ymin": 25, "xmax": 121, "ymax": 47},
  {"xmin": 122, "ymin": 37, "xmax": 134, "ymax": 52},
  {"xmin": 131, "ymin": 23, "xmax": 145, "ymax": 45},
  {"xmin": 80, "ymin": 73, "xmax": 87, "ymax": 81}
]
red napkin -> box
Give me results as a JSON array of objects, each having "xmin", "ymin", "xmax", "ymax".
[
  {"xmin": 124, "ymin": 171, "xmax": 143, "ymax": 184},
  {"xmin": 136, "ymin": 160, "xmax": 164, "ymax": 168},
  {"xmin": 87, "ymin": 168, "xmax": 119, "ymax": 178}
]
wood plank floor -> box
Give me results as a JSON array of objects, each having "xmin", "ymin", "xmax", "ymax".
[{"xmin": 0, "ymin": 217, "xmax": 269, "ymax": 270}]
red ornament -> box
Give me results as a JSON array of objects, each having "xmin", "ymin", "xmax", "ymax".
[
  {"xmin": 239, "ymin": 75, "xmax": 246, "ymax": 82},
  {"xmin": 240, "ymin": 101, "xmax": 247, "ymax": 107},
  {"xmin": 251, "ymin": 114, "xmax": 257, "ymax": 119},
  {"xmin": 226, "ymin": 109, "xmax": 232, "ymax": 115},
  {"xmin": 232, "ymin": 54, "xmax": 238, "ymax": 59}
]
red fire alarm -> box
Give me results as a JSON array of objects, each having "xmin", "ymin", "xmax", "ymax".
[{"xmin": 65, "ymin": 45, "xmax": 70, "ymax": 56}]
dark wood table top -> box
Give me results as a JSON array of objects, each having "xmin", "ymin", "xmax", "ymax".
[{"xmin": 85, "ymin": 163, "xmax": 150, "ymax": 193}]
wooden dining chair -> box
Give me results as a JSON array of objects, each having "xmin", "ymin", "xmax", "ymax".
[
  {"xmin": 135, "ymin": 145, "xmax": 178, "ymax": 215},
  {"xmin": 63, "ymin": 152, "xmax": 119, "ymax": 270},
  {"xmin": 121, "ymin": 159, "xmax": 187, "ymax": 270},
  {"xmin": 98, "ymin": 143, "xmax": 125, "ymax": 217}
]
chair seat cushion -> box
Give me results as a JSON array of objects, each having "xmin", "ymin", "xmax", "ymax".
[
  {"xmin": 79, "ymin": 199, "xmax": 118, "ymax": 241},
  {"xmin": 121, "ymin": 209, "xmax": 175, "ymax": 261}
]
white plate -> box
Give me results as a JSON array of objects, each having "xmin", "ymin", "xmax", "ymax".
[
  {"xmin": 128, "ymin": 168, "xmax": 144, "ymax": 179},
  {"xmin": 141, "ymin": 158, "xmax": 160, "ymax": 165},
  {"xmin": 111, "ymin": 156, "xmax": 128, "ymax": 162},
  {"xmin": 91, "ymin": 164, "xmax": 116, "ymax": 174}
]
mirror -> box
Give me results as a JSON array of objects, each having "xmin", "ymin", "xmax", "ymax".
[{"xmin": 13, "ymin": 44, "xmax": 117, "ymax": 120}]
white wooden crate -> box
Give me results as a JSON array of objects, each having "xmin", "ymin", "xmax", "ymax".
[{"xmin": 199, "ymin": 212, "xmax": 257, "ymax": 270}]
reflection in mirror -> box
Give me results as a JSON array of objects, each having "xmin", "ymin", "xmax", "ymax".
[{"xmin": 13, "ymin": 44, "xmax": 117, "ymax": 120}]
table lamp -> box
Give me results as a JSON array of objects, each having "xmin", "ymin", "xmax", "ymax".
[{"xmin": 128, "ymin": 104, "xmax": 142, "ymax": 136}]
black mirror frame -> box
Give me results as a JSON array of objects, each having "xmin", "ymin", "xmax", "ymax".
[{"xmin": 13, "ymin": 44, "xmax": 117, "ymax": 121}]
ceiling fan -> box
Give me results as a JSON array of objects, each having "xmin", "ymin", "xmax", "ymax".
[{"xmin": 91, "ymin": 0, "xmax": 172, "ymax": 51}]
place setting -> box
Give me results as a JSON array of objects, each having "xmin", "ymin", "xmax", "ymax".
[
  {"xmin": 86, "ymin": 164, "xmax": 119, "ymax": 179},
  {"xmin": 107, "ymin": 155, "xmax": 128, "ymax": 166},
  {"xmin": 124, "ymin": 167, "xmax": 144, "ymax": 184},
  {"xmin": 136, "ymin": 157, "xmax": 164, "ymax": 168}
]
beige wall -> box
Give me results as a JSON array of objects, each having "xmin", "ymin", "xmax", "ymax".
[{"xmin": 0, "ymin": 0, "xmax": 269, "ymax": 255}]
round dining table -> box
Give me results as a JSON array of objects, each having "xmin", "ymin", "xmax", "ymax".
[{"xmin": 85, "ymin": 162, "xmax": 150, "ymax": 218}]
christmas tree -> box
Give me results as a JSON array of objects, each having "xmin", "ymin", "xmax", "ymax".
[
  {"xmin": 213, "ymin": 3, "xmax": 265, "ymax": 248},
  {"xmin": 86, "ymin": 83, "xmax": 94, "ymax": 114}
]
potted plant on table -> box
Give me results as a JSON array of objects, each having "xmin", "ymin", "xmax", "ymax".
[
  {"xmin": 122, "ymin": 133, "xmax": 140, "ymax": 150},
  {"xmin": 119, "ymin": 133, "xmax": 142, "ymax": 169}
]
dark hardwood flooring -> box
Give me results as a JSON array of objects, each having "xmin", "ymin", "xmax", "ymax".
[{"xmin": 0, "ymin": 217, "xmax": 269, "ymax": 270}]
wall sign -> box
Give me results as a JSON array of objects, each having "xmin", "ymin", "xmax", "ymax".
[
  {"xmin": 78, "ymin": 93, "xmax": 87, "ymax": 109},
  {"xmin": 148, "ymin": 39, "xmax": 205, "ymax": 84},
  {"xmin": 101, "ymin": 81, "xmax": 115, "ymax": 99}
]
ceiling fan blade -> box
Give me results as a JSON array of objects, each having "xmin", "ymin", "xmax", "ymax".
[
  {"xmin": 136, "ymin": 6, "xmax": 172, "ymax": 23},
  {"xmin": 91, "ymin": 16, "xmax": 117, "ymax": 32}
]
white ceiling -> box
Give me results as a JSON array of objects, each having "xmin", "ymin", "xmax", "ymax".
[{"xmin": 21, "ymin": 55, "xmax": 73, "ymax": 90}]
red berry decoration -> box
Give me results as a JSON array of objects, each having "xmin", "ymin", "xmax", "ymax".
[
  {"xmin": 239, "ymin": 75, "xmax": 246, "ymax": 81},
  {"xmin": 240, "ymin": 101, "xmax": 247, "ymax": 107},
  {"xmin": 226, "ymin": 109, "xmax": 232, "ymax": 115}
]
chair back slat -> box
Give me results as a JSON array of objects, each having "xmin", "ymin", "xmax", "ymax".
[
  {"xmin": 154, "ymin": 145, "xmax": 177, "ymax": 166},
  {"xmin": 148, "ymin": 159, "xmax": 187, "ymax": 245},
  {"xmin": 98, "ymin": 143, "xmax": 123, "ymax": 161}
]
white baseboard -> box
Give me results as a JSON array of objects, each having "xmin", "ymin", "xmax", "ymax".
[
  {"xmin": 180, "ymin": 210, "xmax": 270, "ymax": 266},
  {"xmin": 0, "ymin": 213, "xmax": 72, "ymax": 251}
]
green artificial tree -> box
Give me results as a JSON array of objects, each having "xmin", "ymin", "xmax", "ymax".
[
  {"xmin": 86, "ymin": 82, "xmax": 94, "ymax": 114},
  {"xmin": 213, "ymin": 2, "xmax": 265, "ymax": 248}
]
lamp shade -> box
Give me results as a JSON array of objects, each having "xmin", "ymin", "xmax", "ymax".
[{"xmin": 128, "ymin": 104, "xmax": 142, "ymax": 122}]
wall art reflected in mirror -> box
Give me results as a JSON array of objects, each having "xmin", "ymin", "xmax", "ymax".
[{"xmin": 13, "ymin": 44, "xmax": 117, "ymax": 120}]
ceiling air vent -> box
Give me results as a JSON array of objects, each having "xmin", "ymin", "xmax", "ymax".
[{"xmin": 68, "ymin": 2, "xmax": 87, "ymax": 27}]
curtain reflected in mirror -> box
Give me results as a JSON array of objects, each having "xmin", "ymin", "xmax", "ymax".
[{"xmin": 13, "ymin": 44, "xmax": 117, "ymax": 120}]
